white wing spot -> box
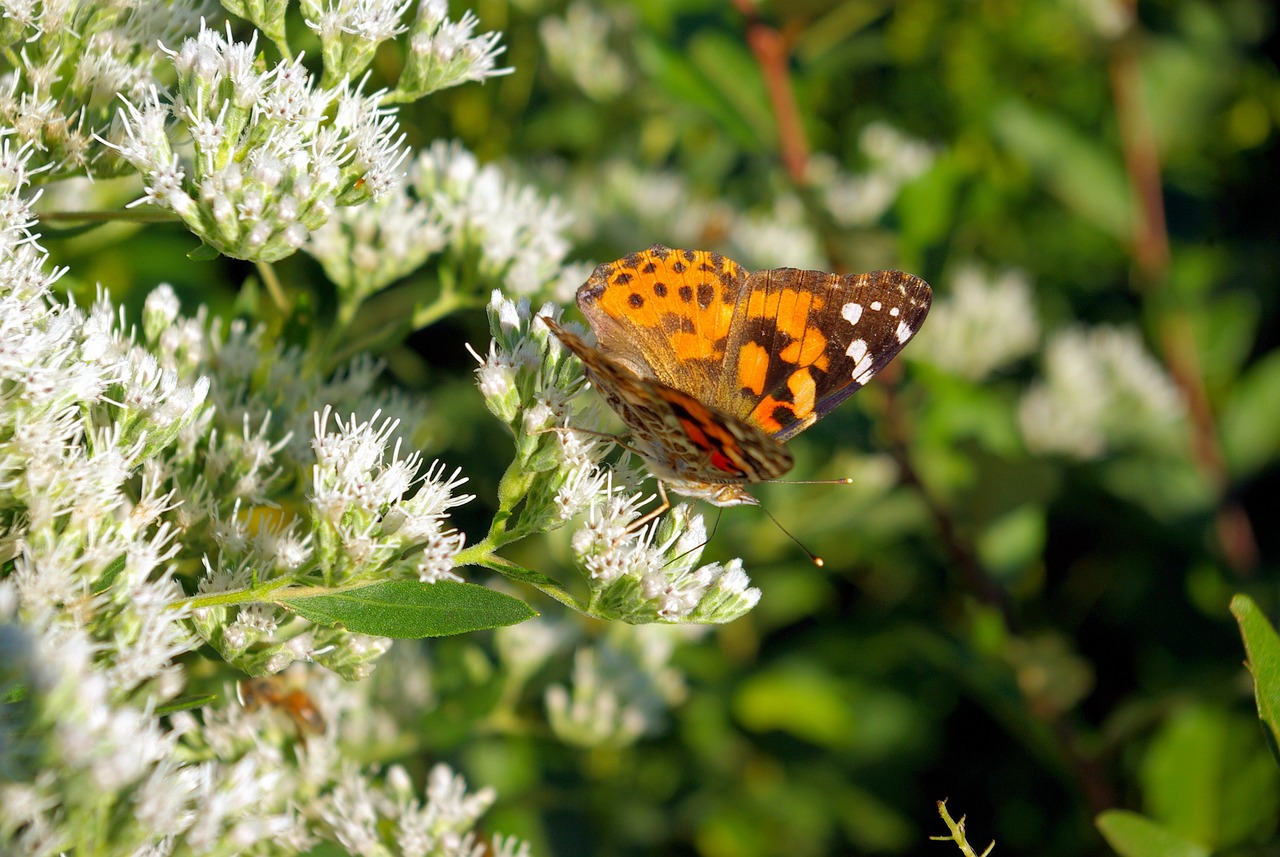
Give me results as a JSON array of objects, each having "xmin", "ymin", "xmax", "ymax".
[
  {"xmin": 855, "ymin": 368, "xmax": 876, "ymax": 385},
  {"xmin": 841, "ymin": 302, "xmax": 863, "ymax": 326},
  {"xmin": 889, "ymin": 306, "xmax": 900, "ymax": 317},
  {"xmin": 870, "ymin": 300, "xmax": 883, "ymax": 311},
  {"xmin": 896, "ymin": 320, "xmax": 913, "ymax": 343},
  {"xmin": 847, "ymin": 339, "xmax": 873, "ymax": 380}
]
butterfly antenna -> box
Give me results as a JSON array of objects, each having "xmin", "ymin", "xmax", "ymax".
[
  {"xmin": 773, "ymin": 477, "xmax": 855, "ymax": 486},
  {"xmin": 664, "ymin": 508, "xmax": 722, "ymax": 568},
  {"xmin": 758, "ymin": 501, "xmax": 825, "ymax": 567}
]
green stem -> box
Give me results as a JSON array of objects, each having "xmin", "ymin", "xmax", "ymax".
[
  {"xmin": 930, "ymin": 801, "xmax": 995, "ymax": 857},
  {"xmin": 270, "ymin": 35, "xmax": 293, "ymax": 63},
  {"xmin": 170, "ymin": 576, "xmax": 297, "ymax": 610},
  {"xmin": 454, "ymin": 531, "xmax": 592, "ymax": 616},
  {"xmin": 326, "ymin": 289, "xmax": 481, "ymax": 369},
  {"xmin": 475, "ymin": 553, "xmax": 590, "ymax": 615},
  {"xmin": 37, "ymin": 208, "xmax": 182, "ymax": 224},
  {"xmin": 256, "ymin": 260, "xmax": 288, "ymax": 312}
]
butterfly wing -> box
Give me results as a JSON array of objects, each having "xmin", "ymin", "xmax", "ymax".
[
  {"xmin": 575, "ymin": 244, "xmax": 749, "ymax": 394},
  {"xmin": 718, "ymin": 268, "xmax": 932, "ymax": 442},
  {"xmin": 543, "ymin": 317, "xmax": 793, "ymax": 485}
]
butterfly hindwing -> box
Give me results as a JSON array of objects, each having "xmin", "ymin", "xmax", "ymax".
[{"xmin": 543, "ymin": 317, "xmax": 792, "ymax": 485}]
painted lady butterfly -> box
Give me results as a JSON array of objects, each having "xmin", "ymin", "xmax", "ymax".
[{"xmin": 543, "ymin": 244, "xmax": 931, "ymax": 507}]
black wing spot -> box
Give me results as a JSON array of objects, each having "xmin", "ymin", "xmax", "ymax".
[
  {"xmin": 653, "ymin": 282, "xmax": 668, "ymax": 297},
  {"xmin": 771, "ymin": 405, "xmax": 798, "ymax": 426},
  {"xmin": 613, "ymin": 273, "xmax": 632, "ymax": 285},
  {"xmin": 628, "ymin": 293, "xmax": 644, "ymax": 308},
  {"xmin": 672, "ymin": 261, "xmax": 687, "ymax": 273},
  {"xmin": 678, "ymin": 285, "xmax": 694, "ymax": 302},
  {"xmin": 697, "ymin": 283, "xmax": 715, "ymax": 308},
  {"xmin": 643, "ymin": 262, "xmax": 658, "ymax": 273}
]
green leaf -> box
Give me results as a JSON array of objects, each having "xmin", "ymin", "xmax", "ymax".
[
  {"xmin": 1096, "ymin": 811, "xmax": 1210, "ymax": 857},
  {"xmin": 1139, "ymin": 700, "xmax": 1280, "ymax": 848},
  {"xmin": 689, "ymin": 32, "xmax": 775, "ymax": 146},
  {"xmin": 278, "ymin": 581, "xmax": 536, "ymax": 638},
  {"xmin": 1232, "ymin": 594, "xmax": 1280, "ymax": 765},
  {"xmin": 976, "ymin": 504, "xmax": 1046, "ymax": 580},
  {"xmin": 1220, "ymin": 351, "xmax": 1280, "ymax": 478},
  {"xmin": 156, "ymin": 693, "xmax": 217, "ymax": 716},
  {"xmin": 91, "ymin": 554, "xmax": 127, "ymax": 594},
  {"xmin": 635, "ymin": 35, "xmax": 762, "ymax": 151},
  {"xmin": 895, "ymin": 156, "xmax": 963, "ymax": 255},
  {"xmin": 991, "ymin": 99, "xmax": 1133, "ymax": 241}
]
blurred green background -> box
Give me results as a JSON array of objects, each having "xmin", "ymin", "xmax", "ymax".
[{"xmin": 47, "ymin": 0, "xmax": 1280, "ymax": 854}]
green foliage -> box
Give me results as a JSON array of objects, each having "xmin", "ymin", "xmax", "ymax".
[
  {"xmin": 281, "ymin": 580, "xmax": 537, "ymax": 638},
  {"xmin": 1233, "ymin": 594, "xmax": 1280, "ymax": 766},
  {"xmin": 1097, "ymin": 811, "xmax": 1211, "ymax": 857},
  {"xmin": 14, "ymin": 0, "xmax": 1280, "ymax": 853}
]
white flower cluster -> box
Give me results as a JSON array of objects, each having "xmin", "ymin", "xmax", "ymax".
[
  {"xmin": 563, "ymin": 158, "xmax": 823, "ymax": 272},
  {"xmin": 416, "ymin": 140, "xmax": 573, "ymax": 296},
  {"xmin": 1019, "ymin": 325, "xmax": 1187, "ymax": 459},
  {"xmin": 133, "ymin": 299, "xmax": 439, "ymax": 679},
  {"xmin": 539, "ymin": 2, "xmax": 630, "ymax": 101},
  {"xmin": 1, "ymin": 143, "xmax": 205, "ymax": 654},
  {"xmin": 572, "ymin": 497, "xmax": 762, "ymax": 624},
  {"xmin": 305, "ymin": 166, "xmax": 448, "ymax": 302},
  {"xmin": 731, "ymin": 194, "xmax": 827, "ymax": 271},
  {"xmin": 913, "ymin": 263, "xmax": 1041, "ymax": 380},
  {"xmin": 0, "ymin": 0, "xmax": 208, "ymax": 177},
  {"xmin": 104, "ymin": 21, "xmax": 409, "ymax": 261},
  {"xmin": 467, "ymin": 290, "xmax": 609, "ymax": 523},
  {"xmin": 469, "ymin": 292, "xmax": 763, "ymax": 624},
  {"xmin": 3, "ymin": 133, "xmax": 524, "ymax": 854},
  {"xmin": 311, "ymin": 406, "xmax": 474, "ymax": 585},
  {"xmin": 0, "ymin": 611, "xmax": 525, "ymax": 855},
  {"xmin": 399, "ymin": 0, "xmax": 513, "ymax": 99},
  {"xmin": 820, "ymin": 122, "xmax": 937, "ymax": 227},
  {"xmin": 545, "ymin": 624, "xmax": 692, "ymax": 748}
]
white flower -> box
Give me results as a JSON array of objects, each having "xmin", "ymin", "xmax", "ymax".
[
  {"xmin": 412, "ymin": 141, "xmax": 571, "ymax": 296},
  {"xmin": 539, "ymin": 3, "xmax": 630, "ymax": 101},
  {"xmin": 820, "ymin": 123, "xmax": 936, "ymax": 227},
  {"xmin": 401, "ymin": 5, "xmax": 512, "ymax": 97},
  {"xmin": 914, "ymin": 263, "xmax": 1040, "ymax": 380},
  {"xmin": 545, "ymin": 648, "xmax": 649, "ymax": 747},
  {"xmin": 1019, "ymin": 325, "xmax": 1186, "ymax": 458},
  {"xmin": 413, "ymin": 519, "xmax": 466, "ymax": 584}
]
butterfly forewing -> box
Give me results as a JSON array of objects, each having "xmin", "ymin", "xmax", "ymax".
[
  {"xmin": 576, "ymin": 244, "xmax": 749, "ymax": 394},
  {"xmin": 720, "ymin": 268, "xmax": 932, "ymax": 442}
]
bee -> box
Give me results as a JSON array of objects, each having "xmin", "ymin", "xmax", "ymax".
[{"xmin": 237, "ymin": 676, "xmax": 327, "ymax": 735}]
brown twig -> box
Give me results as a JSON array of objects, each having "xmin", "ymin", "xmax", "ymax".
[
  {"xmin": 733, "ymin": 4, "xmax": 1119, "ymax": 817},
  {"xmin": 732, "ymin": 0, "xmax": 809, "ymax": 184},
  {"xmin": 880, "ymin": 374, "xmax": 1014, "ymax": 626},
  {"xmin": 1109, "ymin": 21, "xmax": 1258, "ymax": 575}
]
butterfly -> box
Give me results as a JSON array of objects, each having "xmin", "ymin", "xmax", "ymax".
[{"xmin": 542, "ymin": 244, "xmax": 931, "ymax": 507}]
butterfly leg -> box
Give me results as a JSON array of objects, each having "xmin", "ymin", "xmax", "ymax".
[{"xmin": 625, "ymin": 480, "xmax": 672, "ymax": 533}]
